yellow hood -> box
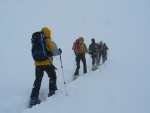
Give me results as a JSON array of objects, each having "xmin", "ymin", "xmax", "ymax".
[{"xmin": 41, "ymin": 27, "xmax": 51, "ymax": 37}]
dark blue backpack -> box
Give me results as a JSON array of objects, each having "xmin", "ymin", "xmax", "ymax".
[
  {"xmin": 89, "ymin": 43, "xmax": 98, "ymax": 53},
  {"xmin": 31, "ymin": 32, "xmax": 48, "ymax": 61}
]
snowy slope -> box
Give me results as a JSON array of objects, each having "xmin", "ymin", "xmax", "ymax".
[{"xmin": 0, "ymin": 0, "xmax": 150, "ymax": 113}]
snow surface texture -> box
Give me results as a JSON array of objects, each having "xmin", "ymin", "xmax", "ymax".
[{"xmin": 0, "ymin": 0, "xmax": 150, "ymax": 113}]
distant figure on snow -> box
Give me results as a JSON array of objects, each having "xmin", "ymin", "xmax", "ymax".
[{"xmin": 72, "ymin": 37, "xmax": 88, "ymax": 79}]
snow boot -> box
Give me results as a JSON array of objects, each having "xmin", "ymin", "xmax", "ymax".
[
  {"xmin": 74, "ymin": 75, "xmax": 79, "ymax": 80},
  {"xmin": 74, "ymin": 71, "xmax": 79, "ymax": 76},
  {"xmin": 74, "ymin": 69, "xmax": 79, "ymax": 80},
  {"xmin": 92, "ymin": 65, "xmax": 97, "ymax": 71},
  {"xmin": 83, "ymin": 69, "xmax": 87, "ymax": 74},
  {"xmin": 29, "ymin": 97, "xmax": 41, "ymax": 108},
  {"xmin": 48, "ymin": 90, "xmax": 55, "ymax": 97}
]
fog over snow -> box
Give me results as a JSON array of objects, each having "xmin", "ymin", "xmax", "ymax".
[{"xmin": 0, "ymin": 0, "xmax": 150, "ymax": 113}]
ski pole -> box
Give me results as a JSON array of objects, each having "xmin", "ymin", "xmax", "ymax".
[{"xmin": 59, "ymin": 54, "xmax": 68, "ymax": 96}]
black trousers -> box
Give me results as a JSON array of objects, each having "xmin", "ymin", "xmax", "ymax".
[
  {"xmin": 30, "ymin": 65, "xmax": 57, "ymax": 98},
  {"xmin": 75, "ymin": 54, "xmax": 87, "ymax": 74},
  {"xmin": 91, "ymin": 54, "xmax": 98, "ymax": 65},
  {"xmin": 98, "ymin": 52, "xmax": 102, "ymax": 63},
  {"xmin": 102, "ymin": 51, "xmax": 107, "ymax": 63}
]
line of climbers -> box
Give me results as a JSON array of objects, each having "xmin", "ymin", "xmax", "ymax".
[
  {"xmin": 29, "ymin": 27, "xmax": 109, "ymax": 107},
  {"xmin": 72, "ymin": 37, "xmax": 109, "ymax": 78}
]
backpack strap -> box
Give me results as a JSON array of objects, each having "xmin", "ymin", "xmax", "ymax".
[{"xmin": 40, "ymin": 33, "xmax": 47, "ymax": 56}]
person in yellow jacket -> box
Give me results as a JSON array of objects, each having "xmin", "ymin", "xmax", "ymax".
[{"xmin": 30, "ymin": 27, "xmax": 62, "ymax": 107}]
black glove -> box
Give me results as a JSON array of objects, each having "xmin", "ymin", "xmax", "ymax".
[
  {"xmin": 47, "ymin": 51, "xmax": 53, "ymax": 57},
  {"xmin": 58, "ymin": 48, "xmax": 62, "ymax": 54}
]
